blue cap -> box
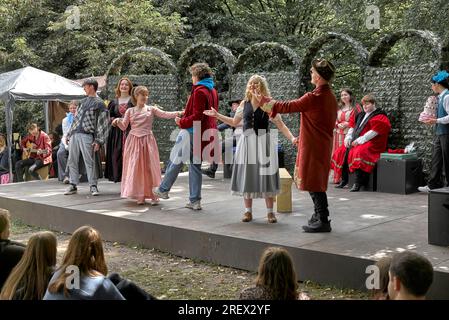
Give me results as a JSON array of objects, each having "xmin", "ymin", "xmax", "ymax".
[{"xmin": 432, "ymin": 70, "xmax": 449, "ymax": 83}]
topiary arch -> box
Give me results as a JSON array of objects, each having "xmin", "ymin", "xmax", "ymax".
[{"xmin": 368, "ymin": 29, "xmax": 442, "ymax": 67}]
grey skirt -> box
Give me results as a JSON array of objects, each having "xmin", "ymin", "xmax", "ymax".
[{"xmin": 231, "ymin": 131, "xmax": 280, "ymax": 199}]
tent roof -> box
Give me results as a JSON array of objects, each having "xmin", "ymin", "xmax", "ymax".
[{"xmin": 0, "ymin": 66, "xmax": 86, "ymax": 102}]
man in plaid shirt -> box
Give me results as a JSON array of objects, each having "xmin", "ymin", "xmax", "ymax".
[{"xmin": 64, "ymin": 78, "xmax": 110, "ymax": 196}]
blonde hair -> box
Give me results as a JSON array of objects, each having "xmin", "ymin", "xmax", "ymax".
[
  {"xmin": 255, "ymin": 247, "xmax": 298, "ymax": 300},
  {"xmin": 48, "ymin": 226, "xmax": 107, "ymax": 297},
  {"xmin": 244, "ymin": 75, "xmax": 271, "ymax": 102},
  {"xmin": 114, "ymin": 77, "xmax": 133, "ymax": 98},
  {"xmin": 0, "ymin": 208, "xmax": 10, "ymax": 236},
  {"xmin": 0, "ymin": 231, "xmax": 57, "ymax": 300}
]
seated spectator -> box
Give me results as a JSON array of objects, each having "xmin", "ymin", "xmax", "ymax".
[
  {"xmin": 332, "ymin": 94, "xmax": 391, "ymax": 192},
  {"xmin": 372, "ymin": 256, "xmax": 391, "ymax": 300},
  {"xmin": 388, "ymin": 251, "xmax": 434, "ymax": 300},
  {"xmin": 0, "ymin": 134, "xmax": 11, "ymax": 184},
  {"xmin": 0, "ymin": 231, "xmax": 57, "ymax": 300},
  {"xmin": 44, "ymin": 226, "xmax": 125, "ymax": 300},
  {"xmin": 239, "ymin": 247, "xmax": 309, "ymax": 300},
  {"xmin": 0, "ymin": 208, "xmax": 26, "ymax": 290}
]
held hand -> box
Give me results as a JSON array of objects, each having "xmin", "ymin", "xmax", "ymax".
[
  {"xmin": 203, "ymin": 109, "xmax": 218, "ymax": 118},
  {"xmin": 351, "ymin": 140, "xmax": 359, "ymax": 147},
  {"xmin": 92, "ymin": 142, "xmax": 100, "ymax": 152},
  {"xmin": 175, "ymin": 117, "xmax": 181, "ymax": 126},
  {"xmin": 423, "ymin": 118, "xmax": 437, "ymax": 125},
  {"xmin": 178, "ymin": 110, "xmax": 185, "ymax": 116},
  {"xmin": 291, "ymin": 137, "xmax": 298, "ymax": 146}
]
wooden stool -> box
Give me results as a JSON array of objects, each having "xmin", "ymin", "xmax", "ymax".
[
  {"xmin": 276, "ymin": 168, "xmax": 293, "ymax": 213},
  {"xmin": 24, "ymin": 165, "xmax": 50, "ymax": 181}
]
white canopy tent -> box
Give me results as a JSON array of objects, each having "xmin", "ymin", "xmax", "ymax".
[{"xmin": 0, "ymin": 66, "xmax": 86, "ymax": 179}]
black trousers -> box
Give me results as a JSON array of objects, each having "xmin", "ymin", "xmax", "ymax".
[
  {"xmin": 15, "ymin": 158, "xmax": 45, "ymax": 182},
  {"xmin": 108, "ymin": 273, "xmax": 157, "ymax": 300},
  {"xmin": 209, "ymin": 136, "xmax": 237, "ymax": 173},
  {"xmin": 428, "ymin": 134, "xmax": 449, "ymax": 189},
  {"xmin": 341, "ymin": 147, "xmax": 369, "ymax": 186},
  {"xmin": 309, "ymin": 192, "xmax": 329, "ymax": 220}
]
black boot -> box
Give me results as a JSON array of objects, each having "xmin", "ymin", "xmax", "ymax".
[
  {"xmin": 350, "ymin": 183, "xmax": 361, "ymax": 192},
  {"xmin": 302, "ymin": 220, "xmax": 332, "ymax": 233},
  {"xmin": 335, "ymin": 180, "xmax": 348, "ymax": 188}
]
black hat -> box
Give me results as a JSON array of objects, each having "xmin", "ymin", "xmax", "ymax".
[
  {"xmin": 312, "ymin": 58, "xmax": 336, "ymax": 82},
  {"xmin": 228, "ymin": 99, "xmax": 241, "ymax": 106}
]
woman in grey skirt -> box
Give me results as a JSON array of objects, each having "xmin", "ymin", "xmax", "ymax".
[{"xmin": 204, "ymin": 75, "xmax": 297, "ymax": 223}]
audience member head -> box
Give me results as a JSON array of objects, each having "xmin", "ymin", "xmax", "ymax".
[
  {"xmin": 68, "ymin": 100, "xmax": 78, "ymax": 114},
  {"xmin": 0, "ymin": 208, "xmax": 11, "ymax": 240},
  {"xmin": 256, "ymin": 247, "xmax": 298, "ymax": 300},
  {"xmin": 0, "ymin": 134, "xmax": 6, "ymax": 150},
  {"xmin": 0, "ymin": 231, "xmax": 57, "ymax": 300},
  {"xmin": 388, "ymin": 251, "xmax": 433, "ymax": 300},
  {"xmin": 48, "ymin": 226, "xmax": 107, "ymax": 296},
  {"xmin": 114, "ymin": 77, "xmax": 133, "ymax": 98},
  {"xmin": 372, "ymin": 256, "xmax": 392, "ymax": 300}
]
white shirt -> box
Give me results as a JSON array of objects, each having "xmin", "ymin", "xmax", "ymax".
[{"xmin": 345, "ymin": 108, "xmax": 378, "ymax": 145}]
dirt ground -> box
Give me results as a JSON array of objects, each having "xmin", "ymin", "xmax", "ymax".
[{"xmin": 10, "ymin": 218, "xmax": 369, "ymax": 300}]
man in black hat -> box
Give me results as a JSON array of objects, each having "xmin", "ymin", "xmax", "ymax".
[
  {"xmin": 64, "ymin": 78, "xmax": 110, "ymax": 196},
  {"xmin": 201, "ymin": 99, "xmax": 242, "ymax": 178}
]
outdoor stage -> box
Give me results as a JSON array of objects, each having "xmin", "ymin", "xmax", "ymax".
[{"xmin": 1, "ymin": 171, "xmax": 449, "ymax": 299}]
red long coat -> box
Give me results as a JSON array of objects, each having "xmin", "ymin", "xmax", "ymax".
[
  {"xmin": 271, "ymin": 84, "xmax": 338, "ymax": 192},
  {"xmin": 178, "ymin": 84, "xmax": 218, "ymax": 161},
  {"xmin": 20, "ymin": 131, "xmax": 53, "ymax": 165}
]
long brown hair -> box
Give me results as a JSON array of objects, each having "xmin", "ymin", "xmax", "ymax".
[
  {"xmin": 0, "ymin": 231, "xmax": 57, "ymax": 300},
  {"xmin": 48, "ymin": 226, "xmax": 107, "ymax": 297},
  {"xmin": 339, "ymin": 88, "xmax": 356, "ymax": 109},
  {"xmin": 255, "ymin": 247, "xmax": 298, "ymax": 300},
  {"xmin": 372, "ymin": 256, "xmax": 392, "ymax": 300},
  {"xmin": 114, "ymin": 77, "xmax": 133, "ymax": 98}
]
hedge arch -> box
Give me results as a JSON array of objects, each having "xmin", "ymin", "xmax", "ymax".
[
  {"xmin": 177, "ymin": 42, "xmax": 236, "ymax": 93},
  {"xmin": 105, "ymin": 46, "xmax": 177, "ymax": 78},
  {"xmin": 233, "ymin": 42, "xmax": 301, "ymax": 74},
  {"xmin": 301, "ymin": 32, "xmax": 369, "ymax": 89},
  {"xmin": 441, "ymin": 36, "xmax": 449, "ymax": 70},
  {"xmin": 368, "ymin": 30, "xmax": 442, "ymax": 67}
]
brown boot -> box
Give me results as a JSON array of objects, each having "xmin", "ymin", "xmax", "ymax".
[
  {"xmin": 242, "ymin": 212, "xmax": 253, "ymax": 222},
  {"xmin": 267, "ymin": 212, "xmax": 277, "ymax": 223}
]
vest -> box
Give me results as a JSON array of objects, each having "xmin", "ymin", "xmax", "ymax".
[
  {"xmin": 242, "ymin": 101, "xmax": 269, "ymax": 135},
  {"xmin": 436, "ymin": 90, "xmax": 449, "ymax": 136}
]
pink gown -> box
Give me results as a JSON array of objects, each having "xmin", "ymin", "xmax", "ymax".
[{"xmin": 116, "ymin": 105, "xmax": 178, "ymax": 202}]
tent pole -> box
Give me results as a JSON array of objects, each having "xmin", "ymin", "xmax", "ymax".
[
  {"xmin": 44, "ymin": 101, "xmax": 49, "ymax": 133},
  {"xmin": 5, "ymin": 97, "xmax": 14, "ymax": 181}
]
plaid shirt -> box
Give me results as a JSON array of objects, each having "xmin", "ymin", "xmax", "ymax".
[{"xmin": 67, "ymin": 96, "xmax": 110, "ymax": 145}]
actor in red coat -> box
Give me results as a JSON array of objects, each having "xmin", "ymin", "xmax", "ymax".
[
  {"xmin": 332, "ymin": 94, "xmax": 391, "ymax": 192},
  {"xmin": 154, "ymin": 63, "xmax": 218, "ymax": 210},
  {"xmin": 15, "ymin": 123, "xmax": 52, "ymax": 182},
  {"xmin": 261, "ymin": 58, "xmax": 338, "ymax": 233}
]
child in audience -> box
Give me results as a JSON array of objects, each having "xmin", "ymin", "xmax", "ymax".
[
  {"xmin": 0, "ymin": 208, "xmax": 26, "ymax": 291},
  {"xmin": 0, "ymin": 231, "xmax": 56, "ymax": 300},
  {"xmin": 239, "ymin": 247, "xmax": 309, "ymax": 300},
  {"xmin": 388, "ymin": 251, "xmax": 433, "ymax": 300},
  {"xmin": 44, "ymin": 226, "xmax": 124, "ymax": 300},
  {"xmin": 372, "ymin": 256, "xmax": 391, "ymax": 300}
]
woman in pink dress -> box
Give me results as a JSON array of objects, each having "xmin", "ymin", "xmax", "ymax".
[
  {"xmin": 331, "ymin": 88, "xmax": 361, "ymax": 183},
  {"xmin": 112, "ymin": 86, "xmax": 182, "ymax": 205}
]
